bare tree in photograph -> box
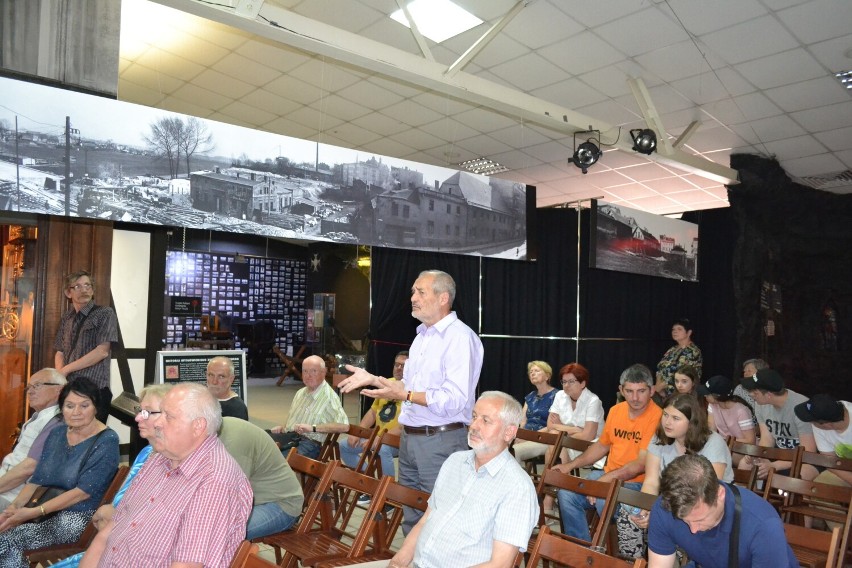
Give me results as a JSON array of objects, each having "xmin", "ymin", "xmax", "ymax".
[
  {"xmin": 144, "ymin": 116, "xmax": 184, "ymax": 178},
  {"xmin": 180, "ymin": 117, "xmax": 214, "ymax": 177}
]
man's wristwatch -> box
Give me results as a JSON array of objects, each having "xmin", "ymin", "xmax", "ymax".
[{"xmin": 312, "ymin": 424, "xmax": 317, "ymax": 433}]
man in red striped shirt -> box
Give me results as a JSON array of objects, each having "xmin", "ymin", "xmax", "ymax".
[{"xmin": 82, "ymin": 383, "xmax": 253, "ymax": 568}]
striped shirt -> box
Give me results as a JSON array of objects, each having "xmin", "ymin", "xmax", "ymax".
[
  {"xmin": 99, "ymin": 435, "xmax": 252, "ymax": 568},
  {"xmin": 285, "ymin": 381, "xmax": 349, "ymax": 443},
  {"xmin": 53, "ymin": 301, "xmax": 117, "ymax": 388}
]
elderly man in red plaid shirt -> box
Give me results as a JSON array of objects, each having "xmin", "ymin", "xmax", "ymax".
[{"xmin": 81, "ymin": 383, "xmax": 253, "ymax": 568}]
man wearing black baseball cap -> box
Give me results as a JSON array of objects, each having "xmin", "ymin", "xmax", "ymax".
[
  {"xmin": 739, "ymin": 369, "xmax": 817, "ymax": 480},
  {"xmin": 794, "ymin": 394, "xmax": 852, "ymax": 490}
]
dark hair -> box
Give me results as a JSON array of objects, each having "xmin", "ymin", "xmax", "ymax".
[
  {"xmin": 656, "ymin": 393, "xmax": 711, "ymax": 453},
  {"xmin": 559, "ymin": 362, "xmax": 589, "ymax": 385},
  {"xmin": 675, "ymin": 364, "xmax": 699, "ymax": 384},
  {"xmin": 659, "ymin": 454, "xmax": 720, "ymax": 519},
  {"xmin": 58, "ymin": 377, "xmax": 102, "ymax": 413},
  {"xmin": 712, "ymin": 392, "xmax": 756, "ymax": 420},
  {"xmin": 396, "ymin": 351, "xmax": 409, "ymax": 358},
  {"xmin": 673, "ymin": 318, "xmax": 693, "ymax": 332}
]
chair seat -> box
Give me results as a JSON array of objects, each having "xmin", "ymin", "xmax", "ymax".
[
  {"xmin": 789, "ymin": 545, "xmax": 829, "ymax": 568},
  {"xmin": 314, "ymin": 551, "xmax": 394, "ymax": 568},
  {"xmin": 268, "ymin": 531, "xmax": 363, "ymax": 567},
  {"xmin": 783, "ymin": 504, "xmax": 847, "ymax": 524}
]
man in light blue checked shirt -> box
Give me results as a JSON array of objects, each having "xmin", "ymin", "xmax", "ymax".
[{"xmin": 352, "ymin": 391, "xmax": 538, "ymax": 568}]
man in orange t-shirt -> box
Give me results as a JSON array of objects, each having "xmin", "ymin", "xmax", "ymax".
[{"xmin": 555, "ymin": 363, "xmax": 662, "ymax": 541}]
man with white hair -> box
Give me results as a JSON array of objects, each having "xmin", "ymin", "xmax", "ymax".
[
  {"xmin": 352, "ymin": 391, "xmax": 538, "ymax": 568},
  {"xmin": 87, "ymin": 383, "xmax": 252, "ymax": 568},
  {"xmin": 0, "ymin": 368, "xmax": 66, "ymax": 508}
]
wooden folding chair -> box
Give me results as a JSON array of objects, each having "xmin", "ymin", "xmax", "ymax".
[
  {"xmin": 797, "ymin": 451, "xmax": 852, "ymax": 479},
  {"xmin": 317, "ymin": 432, "xmax": 342, "ymax": 463},
  {"xmin": 270, "ymin": 467, "xmax": 393, "ymax": 568},
  {"xmin": 511, "ymin": 428, "xmax": 563, "ymax": 481},
  {"xmin": 785, "ymin": 523, "xmax": 841, "ymax": 568},
  {"xmin": 535, "ymin": 467, "xmax": 622, "ymax": 548},
  {"xmin": 312, "ymin": 479, "xmax": 431, "ymax": 568},
  {"xmin": 229, "ymin": 542, "xmax": 280, "ymax": 568},
  {"xmin": 373, "ymin": 430, "xmax": 400, "ymax": 479},
  {"xmin": 559, "ymin": 436, "xmax": 595, "ymax": 476},
  {"xmin": 764, "ymin": 471, "xmax": 852, "ymax": 568},
  {"xmin": 255, "ymin": 456, "xmax": 340, "ymax": 564},
  {"xmin": 26, "ymin": 465, "xmax": 130, "ymax": 567},
  {"xmin": 731, "ymin": 442, "xmax": 801, "ymax": 477},
  {"xmin": 527, "ymin": 525, "xmax": 647, "ymax": 568},
  {"xmin": 274, "ymin": 344, "xmax": 306, "ymax": 386},
  {"xmin": 604, "ymin": 485, "xmax": 659, "ymax": 558},
  {"xmin": 334, "ymin": 425, "xmax": 379, "ymax": 470}
]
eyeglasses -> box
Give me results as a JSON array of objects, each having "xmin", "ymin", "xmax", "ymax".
[
  {"xmin": 302, "ymin": 368, "xmax": 325, "ymax": 375},
  {"xmin": 26, "ymin": 382, "xmax": 62, "ymax": 391},
  {"xmin": 561, "ymin": 379, "xmax": 579, "ymax": 386},
  {"xmin": 134, "ymin": 406, "xmax": 162, "ymax": 420},
  {"xmin": 68, "ymin": 283, "xmax": 93, "ymax": 291},
  {"xmin": 393, "ymin": 362, "xmax": 406, "ymax": 368}
]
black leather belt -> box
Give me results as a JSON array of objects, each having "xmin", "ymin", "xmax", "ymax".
[{"xmin": 403, "ymin": 422, "xmax": 466, "ymax": 436}]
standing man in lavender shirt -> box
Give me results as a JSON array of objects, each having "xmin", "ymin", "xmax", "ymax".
[{"xmin": 340, "ymin": 270, "xmax": 483, "ymax": 534}]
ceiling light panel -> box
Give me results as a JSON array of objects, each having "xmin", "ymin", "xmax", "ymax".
[{"xmin": 390, "ymin": 0, "xmax": 483, "ymax": 43}]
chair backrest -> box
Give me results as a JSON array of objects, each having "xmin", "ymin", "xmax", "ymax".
[
  {"xmin": 512, "ymin": 428, "xmax": 564, "ymax": 472},
  {"xmin": 731, "ymin": 466, "xmax": 757, "ymax": 491},
  {"xmin": 537, "ymin": 467, "xmax": 622, "ymax": 547},
  {"xmin": 613, "ymin": 486, "xmax": 657, "ymax": 514},
  {"xmin": 527, "ymin": 526, "xmax": 647, "ymax": 568},
  {"xmin": 326, "ymin": 465, "xmax": 393, "ymax": 555},
  {"xmin": 730, "ymin": 441, "xmax": 802, "ymax": 472},
  {"xmin": 345, "ymin": 425, "xmax": 380, "ymax": 474},
  {"xmin": 797, "ymin": 451, "xmax": 852, "ymax": 475},
  {"xmin": 764, "ymin": 470, "xmax": 852, "ymax": 562},
  {"xmin": 288, "ymin": 456, "xmax": 340, "ymax": 533},
  {"xmin": 784, "ymin": 523, "xmax": 841, "ymax": 568},
  {"xmin": 560, "ymin": 436, "xmax": 595, "ymax": 475},
  {"xmin": 377, "ymin": 479, "xmax": 431, "ymax": 549},
  {"xmin": 318, "ymin": 432, "xmax": 342, "ymax": 462},
  {"xmin": 287, "ymin": 447, "xmax": 333, "ymax": 500}
]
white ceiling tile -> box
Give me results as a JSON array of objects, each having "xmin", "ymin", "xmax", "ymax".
[
  {"xmin": 454, "ymin": 133, "xmax": 514, "ymax": 157},
  {"xmin": 134, "ymin": 47, "xmax": 205, "ymax": 81},
  {"xmin": 387, "ymin": 127, "xmax": 447, "ymax": 151},
  {"xmin": 458, "ymin": 0, "xmax": 527, "ymax": 23},
  {"xmin": 418, "ymin": 118, "xmax": 481, "ymax": 143},
  {"xmin": 760, "ymin": 0, "xmax": 809, "ymax": 10},
  {"xmin": 646, "ymin": 176, "xmax": 702, "ymax": 194},
  {"xmin": 192, "ymin": 69, "xmax": 255, "ymax": 100},
  {"xmin": 538, "ymin": 32, "xmax": 626, "ymax": 75},
  {"xmin": 487, "ymin": 150, "xmax": 543, "ymax": 171},
  {"xmin": 217, "ymin": 99, "xmax": 279, "ymax": 127},
  {"xmin": 117, "ymin": 80, "xmax": 166, "ymax": 107},
  {"xmin": 240, "ymin": 88, "xmax": 302, "ymax": 117},
  {"xmin": 205, "ymin": 112, "xmax": 253, "ymax": 129},
  {"xmin": 381, "ymin": 99, "xmax": 447, "ymax": 128},
  {"xmin": 616, "ymin": 163, "xmax": 682, "ymax": 182},
  {"xmin": 575, "ymin": 99, "xmax": 641, "ymax": 127},
  {"xmin": 660, "ymin": 0, "xmax": 767, "ymax": 35},
  {"xmin": 361, "ymin": 136, "xmax": 416, "ymax": 158},
  {"xmin": 781, "ymin": 152, "xmax": 846, "ymax": 176},
  {"xmin": 350, "ymin": 112, "xmax": 410, "ymax": 137},
  {"xmin": 633, "ymin": 41, "xmax": 723, "ymax": 83},
  {"xmin": 119, "ymin": 63, "xmax": 185, "ymax": 96},
  {"xmin": 178, "ymin": 17, "xmax": 251, "ymax": 50},
  {"xmin": 293, "ymin": 0, "xmax": 383, "ymax": 33},
  {"xmin": 836, "ymin": 149, "xmax": 852, "ymax": 168},
  {"xmin": 489, "ymin": 53, "xmax": 569, "ymax": 91},
  {"xmin": 604, "ymin": 183, "xmax": 664, "ymax": 201},
  {"xmin": 520, "ymin": 140, "xmax": 573, "ymax": 164},
  {"xmin": 469, "ymin": 34, "xmax": 530, "ymax": 70},
  {"xmin": 577, "ymin": 66, "xmax": 636, "ymax": 98},
  {"xmin": 265, "ymin": 75, "xmax": 322, "ymax": 105},
  {"xmin": 504, "ymin": 1, "xmax": 585, "ymax": 50},
  {"xmin": 209, "ymin": 52, "xmax": 286, "ymax": 88},
  {"xmin": 699, "ymin": 15, "xmax": 800, "ymax": 65},
  {"xmin": 335, "ymin": 80, "xmax": 404, "ymax": 112},
  {"xmin": 489, "ymin": 124, "xmax": 553, "ymax": 150},
  {"xmin": 171, "ymin": 82, "xmax": 233, "ymax": 111},
  {"xmin": 791, "ymin": 101, "xmax": 852, "ymax": 132},
  {"xmin": 620, "ymin": 194, "xmax": 681, "ymax": 212},
  {"xmin": 778, "ymin": 0, "xmax": 852, "ymax": 44},
  {"xmin": 729, "ymin": 92, "xmax": 784, "ymax": 121},
  {"xmin": 410, "ymin": 92, "xmax": 474, "ymax": 116},
  {"xmin": 598, "ymin": 149, "xmax": 651, "ymax": 169},
  {"xmin": 732, "ymin": 114, "xmax": 807, "ymax": 142},
  {"xmin": 519, "ymin": 162, "xmax": 574, "ymax": 183},
  {"xmin": 680, "ymin": 126, "xmax": 751, "ymax": 153},
  {"xmin": 158, "ymin": 95, "xmax": 218, "ymax": 119},
  {"xmin": 531, "ymin": 78, "xmax": 608, "ymax": 109},
  {"xmin": 310, "ymin": 93, "xmax": 371, "ymax": 122},
  {"xmin": 762, "ymin": 134, "xmax": 828, "ymax": 159},
  {"xmin": 595, "ymin": 7, "xmax": 690, "ymax": 57},
  {"xmin": 233, "ymin": 40, "xmax": 306, "ymax": 74},
  {"xmin": 260, "ymin": 118, "xmax": 319, "ymax": 141},
  {"xmin": 814, "ymin": 126, "xmax": 852, "ymax": 151},
  {"xmin": 357, "ymin": 15, "xmax": 421, "ymax": 53},
  {"xmin": 288, "ymin": 59, "xmax": 366, "ymax": 93},
  {"xmin": 365, "ymin": 75, "xmax": 424, "ymax": 99},
  {"xmin": 712, "ymin": 67, "xmax": 759, "ymax": 97},
  {"xmin": 669, "ymin": 73, "xmax": 736, "ymax": 105},
  {"xmin": 284, "ymin": 105, "xmax": 345, "ymax": 132},
  {"xmin": 453, "ymin": 107, "xmax": 519, "ymax": 133},
  {"xmin": 733, "ymin": 48, "xmax": 825, "ymax": 90},
  {"xmin": 322, "ymin": 121, "xmax": 383, "ymax": 147},
  {"xmin": 665, "ymin": 189, "xmax": 725, "ymax": 205},
  {"xmin": 808, "ymin": 36, "xmax": 852, "ymax": 72},
  {"xmin": 764, "ymin": 76, "xmax": 850, "ymax": 113},
  {"xmin": 563, "ymin": 0, "xmax": 646, "ymax": 28},
  {"xmin": 583, "ymin": 169, "xmax": 634, "ymax": 188},
  {"xmin": 161, "ymin": 37, "xmax": 230, "ymax": 68}
]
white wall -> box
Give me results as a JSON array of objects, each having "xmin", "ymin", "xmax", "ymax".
[{"xmin": 107, "ymin": 229, "xmax": 151, "ymax": 442}]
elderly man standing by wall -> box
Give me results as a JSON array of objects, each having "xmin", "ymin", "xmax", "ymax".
[
  {"xmin": 0, "ymin": 369, "xmax": 66, "ymax": 509},
  {"xmin": 206, "ymin": 356, "xmax": 248, "ymax": 420},
  {"xmin": 271, "ymin": 355, "xmax": 349, "ymax": 458},
  {"xmin": 53, "ymin": 270, "xmax": 118, "ymax": 422},
  {"xmin": 340, "ymin": 270, "xmax": 483, "ymax": 534},
  {"xmin": 82, "ymin": 383, "xmax": 252, "ymax": 568}
]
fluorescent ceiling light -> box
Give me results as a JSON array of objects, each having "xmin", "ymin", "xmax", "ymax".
[
  {"xmin": 836, "ymin": 70, "xmax": 852, "ymax": 91},
  {"xmin": 458, "ymin": 158, "xmax": 508, "ymax": 176},
  {"xmin": 390, "ymin": 0, "xmax": 483, "ymax": 44}
]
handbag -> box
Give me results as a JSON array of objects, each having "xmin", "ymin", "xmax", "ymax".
[
  {"xmin": 26, "ymin": 429, "xmax": 106, "ymax": 521},
  {"xmin": 266, "ymin": 430, "xmax": 303, "ymax": 451}
]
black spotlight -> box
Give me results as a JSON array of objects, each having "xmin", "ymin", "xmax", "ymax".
[
  {"xmin": 630, "ymin": 128, "xmax": 657, "ymax": 155},
  {"xmin": 570, "ymin": 135, "xmax": 602, "ymax": 174}
]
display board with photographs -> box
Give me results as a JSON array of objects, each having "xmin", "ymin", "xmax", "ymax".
[{"xmin": 164, "ymin": 251, "xmax": 307, "ymax": 357}]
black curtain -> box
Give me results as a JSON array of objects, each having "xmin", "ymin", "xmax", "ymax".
[
  {"xmin": 729, "ymin": 154, "xmax": 852, "ymax": 401},
  {"xmin": 368, "ymin": 204, "xmax": 738, "ymax": 412}
]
